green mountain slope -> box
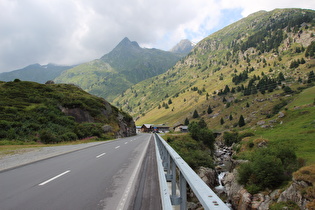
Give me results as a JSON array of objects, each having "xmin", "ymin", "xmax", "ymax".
[
  {"xmin": 114, "ymin": 9, "xmax": 315, "ymax": 124},
  {"xmin": 113, "ymin": 8, "xmax": 315, "ymax": 161},
  {"xmin": 0, "ymin": 63, "xmax": 74, "ymax": 83},
  {"xmin": 0, "ymin": 80, "xmax": 135, "ymax": 144},
  {"xmin": 55, "ymin": 37, "xmax": 183, "ymax": 101}
]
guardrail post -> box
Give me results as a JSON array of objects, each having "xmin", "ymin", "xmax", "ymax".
[
  {"xmin": 171, "ymin": 159, "xmax": 176, "ymax": 196},
  {"xmin": 180, "ymin": 172, "xmax": 187, "ymax": 210}
]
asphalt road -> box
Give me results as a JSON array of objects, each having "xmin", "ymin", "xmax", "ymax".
[{"xmin": 0, "ymin": 133, "xmax": 152, "ymax": 210}]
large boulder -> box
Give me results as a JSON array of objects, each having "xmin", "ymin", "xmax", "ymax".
[{"xmin": 197, "ymin": 166, "xmax": 219, "ymax": 189}]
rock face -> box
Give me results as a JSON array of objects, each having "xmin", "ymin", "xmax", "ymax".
[
  {"xmin": 116, "ymin": 112, "xmax": 136, "ymax": 137},
  {"xmin": 60, "ymin": 100, "xmax": 136, "ymax": 138},
  {"xmin": 278, "ymin": 180, "xmax": 309, "ymax": 209},
  {"xmin": 60, "ymin": 107, "xmax": 95, "ymax": 123}
]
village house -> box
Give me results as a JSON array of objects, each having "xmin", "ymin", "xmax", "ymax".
[
  {"xmin": 152, "ymin": 124, "xmax": 170, "ymax": 133},
  {"xmin": 173, "ymin": 124, "xmax": 189, "ymax": 133},
  {"xmin": 139, "ymin": 124, "xmax": 170, "ymax": 133},
  {"xmin": 140, "ymin": 124, "xmax": 152, "ymax": 133}
]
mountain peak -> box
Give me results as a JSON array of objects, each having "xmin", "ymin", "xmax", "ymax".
[
  {"xmin": 170, "ymin": 39, "xmax": 194, "ymax": 54},
  {"xmin": 115, "ymin": 37, "xmax": 140, "ymax": 50}
]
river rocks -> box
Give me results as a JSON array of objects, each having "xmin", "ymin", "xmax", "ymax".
[
  {"xmin": 221, "ymin": 166, "xmax": 312, "ymax": 209},
  {"xmin": 197, "ymin": 167, "xmax": 219, "ymax": 189},
  {"xmin": 221, "ymin": 170, "xmax": 284, "ymax": 209},
  {"xmin": 221, "ymin": 169, "xmax": 244, "ymax": 207},
  {"xmin": 237, "ymin": 189, "xmax": 252, "ymax": 210},
  {"xmin": 277, "ymin": 180, "xmax": 309, "ymax": 209}
]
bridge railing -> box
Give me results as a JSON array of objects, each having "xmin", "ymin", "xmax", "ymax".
[{"xmin": 154, "ymin": 133, "xmax": 229, "ymax": 210}]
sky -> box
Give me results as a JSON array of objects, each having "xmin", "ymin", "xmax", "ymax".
[{"xmin": 0, "ymin": 0, "xmax": 315, "ymax": 72}]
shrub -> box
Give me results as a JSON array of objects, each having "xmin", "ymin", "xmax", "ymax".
[
  {"xmin": 238, "ymin": 145, "xmax": 299, "ymax": 193},
  {"xmin": 0, "ymin": 120, "xmax": 11, "ymax": 130},
  {"xmin": 74, "ymin": 123, "xmax": 103, "ymax": 139},
  {"xmin": 60, "ymin": 132, "xmax": 78, "ymax": 142},
  {"xmin": 197, "ymin": 128, "xmax": 215, "ymax": 151},
  {"xmin": 40, "ymin": 130, "xmax": 58, "ymax": 144},
  {"xmin": 166, "ymin": 134, "xmax": 213, "ymax": 169},
  {"xmin": 272, "ymin": 100, "xmax": 288, "ymax": 115},
  {"xmin": 239, "ymin": 132, "xmax": 255, "ymax": 139},
  {"xmin": 223, "ymin": 131, "xmax": 239, "ymax": 146},
  {"xmin": 283, "ymin": 86, "xmax": 294, "ymax": 94},
  {"xmin": 188, "ymin": 120, "xmax": 215, "ymax": 152}
]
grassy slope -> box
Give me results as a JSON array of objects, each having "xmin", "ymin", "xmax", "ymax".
[
  {"xmin": 0, "ymin": 80, "xmax": 131, "ymax": 143},
  {"xmin": 54, "ymin": 60, "xmax": 132, "ymax": 101},
  {"xmin": 113, "ymin": 9, "xmax": 315, "ymax": 164},
  {"xmin": 252, "ymin": 87, "xmax": 315, "ymax": 164},
  {"xmin": 115, "ymin": 9, "xmax": 315, "ymax": 127}
]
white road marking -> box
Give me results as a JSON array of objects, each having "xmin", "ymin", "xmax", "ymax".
[
  {"xmin": 115, "ymin": 146, "xmax": 120, "ymax": 149},
  {"xmin": 96, "ymin": 153, "xmax": 106, "ymax": 158},
  {"xmin": 125, "ymin": 142, "xmax": 128, "ymax": 144},
  {"xmin": 39, "ymin": 170, "xmax": 71, "ymax": 186}
]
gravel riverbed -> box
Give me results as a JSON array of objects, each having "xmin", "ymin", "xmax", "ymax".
[{"xmin": 0, "ymin": 141, "xmax": 111, "ymax": 171}]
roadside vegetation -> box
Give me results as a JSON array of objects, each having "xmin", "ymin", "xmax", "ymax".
[
  {"xmin": 0, "ymin": 80, "xmax": 131, "ymax": 145},
  {"xmin": 165, "ymin": 118, "xmax": 215, "ymax": 169}
]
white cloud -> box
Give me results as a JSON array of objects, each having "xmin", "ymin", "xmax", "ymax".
[{"xmin": 0, "ymin": 0, "xmax": 314, "ymax": 72}]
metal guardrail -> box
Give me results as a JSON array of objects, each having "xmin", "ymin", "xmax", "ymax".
[{"xmin": 154, "ymin": 133, "xmax": 229, "ymax": 210}]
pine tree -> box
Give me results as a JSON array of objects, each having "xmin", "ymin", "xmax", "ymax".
[
  {"xmin": 207, "ymin": 105, "xmax": 213, "ymax": 114},
  {"xmin": 220, "ymin": 118, "xmax": 225, "ymax": 125},
  {"xmin": 308, "ymin": 70, "xmax": 315, "ymax": 83},
  {"xmin": 168, "ymin": 98, "xmax": 172, "ymax": 104},
  {"xmin": 184, "ymin": 118, "xmax": 189, "ymax": 125},
  {"xmin": 277, "ymin": 72, "xmax": 285, "ymax": 82},
  {"xmin": 229, "ymin": 114, "xmax": 233, "ymax": 121},
  {"xmin": 238, "ymin": 115, "xmax": 245, "ymax": 127},
  {"xmin": 193, "ymin": 110, "xmax": 199, "ymax": 118},
  {"xmin": 223, "ymin": 85, "xmax": 230, "ymax": 94}
]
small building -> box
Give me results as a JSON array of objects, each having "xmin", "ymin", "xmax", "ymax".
[
  {"xmin": 141, "ymin": 124, "xmax": 153, "ymax": 133},
  {"xmin": 174, "ymin": 124, "xmax": 189, "ymax": 133},
  {"xmin": 152, "ymin": 125, "xmax": 170, "ymax": 133}
]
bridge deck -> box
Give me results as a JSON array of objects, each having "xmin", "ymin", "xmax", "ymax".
[{"xmin": 128, "ymin": 136, "xmax": 162, "ymax": 210}]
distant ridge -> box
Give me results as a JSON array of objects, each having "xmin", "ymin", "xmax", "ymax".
[
  {"xmin": 0, "ymin": 63, "xmax": 75, "ymax": 83},
  {"xmin": 55, "ymin": 37, "xmax": 183, "ymax": 101}
]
